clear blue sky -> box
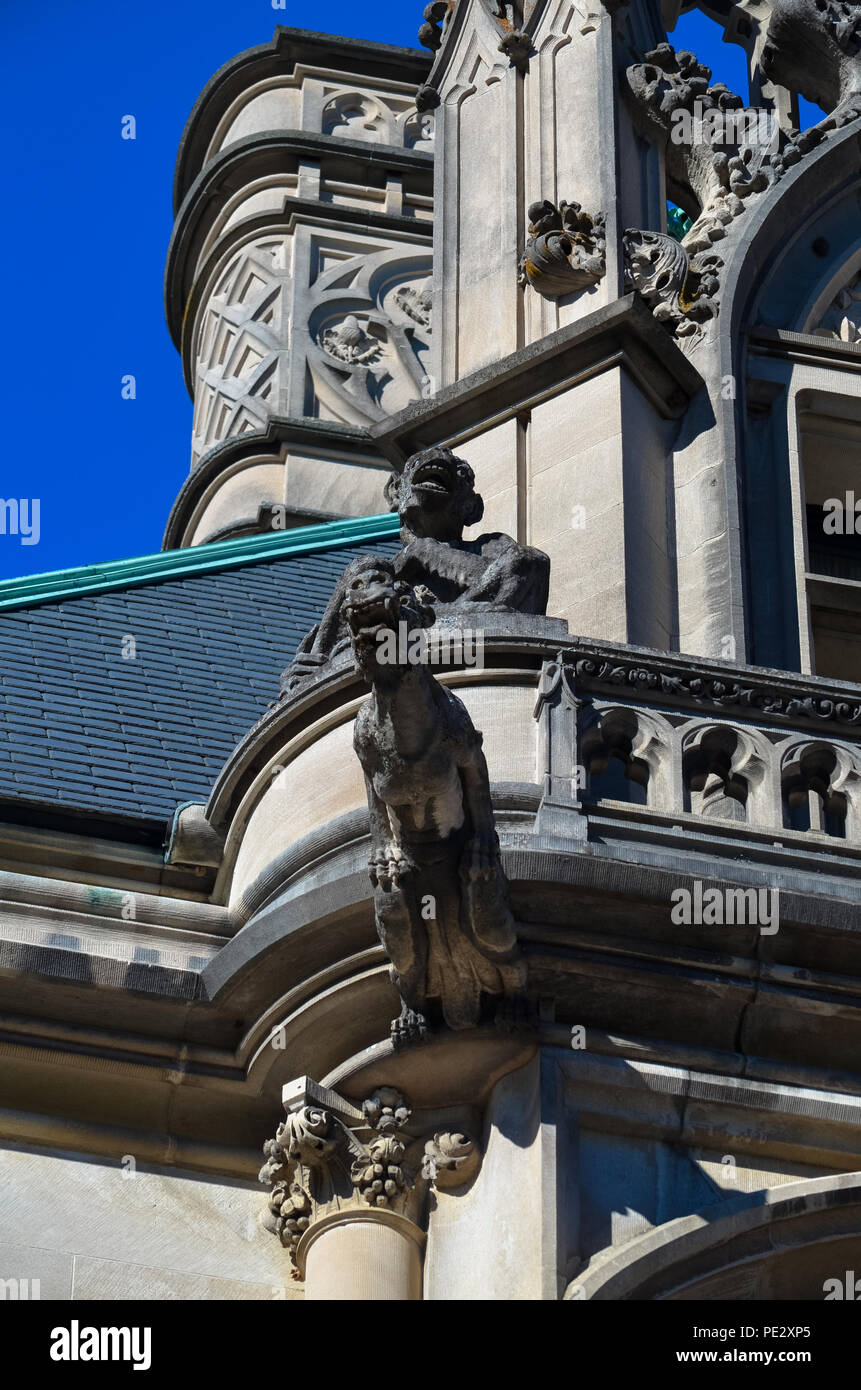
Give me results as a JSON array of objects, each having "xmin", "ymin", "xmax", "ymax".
[{"xmin": 0, "ymin": 3, "xmax": 802, "ymax": 580}]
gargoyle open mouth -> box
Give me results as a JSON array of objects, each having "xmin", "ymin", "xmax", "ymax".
[
  {"xmin": 345, "ymin": 590, "xmax": 398, "ymax": 640},
  {"xmin": 412, "ymin": 458, "xmax": 456, "ymax": 494}
]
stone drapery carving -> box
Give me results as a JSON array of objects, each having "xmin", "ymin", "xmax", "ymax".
[
  {"xmin": 345, "ymin": 558, "xmax": 528, "ymax": 1042},
  {"xmin": 260, "ymin": 1082, "xmax": 480, "ymax": 1275},
  {"xmin": 280, "ymin": 446, "xmax": 550, "ymax": 693},
  {"xmin": 519, "ymin": 200, "xmax": 607, "ymax": 297},
  {"xmin": 812, "ymin": 267, "xmax": 861, "ymax": 342}
]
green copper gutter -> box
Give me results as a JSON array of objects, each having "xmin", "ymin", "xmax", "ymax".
[{"xmin": 0, "ymin": 513, "xmax": 400, "ymax": 612}]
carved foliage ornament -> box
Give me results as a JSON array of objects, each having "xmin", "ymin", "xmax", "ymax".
[
  {"xmin": 260, "ymin": 1087, "xmax": 479, "ymax": 1275},
  {"xmin": 518, "ymin": 197, "xmax": 721, "ymax": 343},
  {"xmin": 568, "ymin": 649, "xmax": 861, "ymax": 727},
  {"xmin": 418, "ymin": 1, "xmax": 532, "ymax": 70},
  {"xmin": 623, "ymin": 40, "xmax": 861, "ymax": 343},
  {"xmin": 519, "ymin": 200, "xmax": 607, "ymax": 297}
]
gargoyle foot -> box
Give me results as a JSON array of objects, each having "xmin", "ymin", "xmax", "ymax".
[{"xmin": 391, "ymin": 1008, "xmax": 430, "ymax": 1050}]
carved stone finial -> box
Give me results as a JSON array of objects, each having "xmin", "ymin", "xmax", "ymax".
[
  {"xmin": 419, "ymin": 0, "xmax": 455, "ymax": 50},
  {"xmin": 519, "ymin": 199, "xmax": 607, "ymax": 297}
]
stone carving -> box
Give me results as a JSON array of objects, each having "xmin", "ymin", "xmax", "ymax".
[
  {"xmin": 567, "ymin": 647, "xmax": 861, "ymax": 727},
  {"xmin": 760, "ymin": 0, "xmax": 861, "ymax": 114},
  {"xmin": 306, "ymin": 247, "xmax": 432, "ymax": 426},
  {"xmin": 260, "ymin": 1083, "xmax": 480, "ymax": 1274},
  {"xmin": 344, "ymin": 557, "xmax": 528, "ymax": 1042},
  {"xmin": 419, "ymin": 0, "xmax": 455, "ymax": 49},
  {"xmin": 320, "ymin": 314, "xmax": 383, "ymax": 364},
  {"xmin": 395, "ymin": 281, "xmax": 433, "ymax": 328},
  {"xmin": 498, "ymin": 27, "xmax": 532, "ymax": 71},
  {"xmin": 418, "ymin": 1, "xmax": 531, "ymax": 68},
  {"xmin": 519, "ymin": 200, "xmax": 607, "ymax": 297},
  {"xmin": 623, "ymin": 229, "xmax": 723, "ymax": 340},
  {"xmin": 625, "ymin": 39, "xmax": 861, "ymax": 343},
  {"xmin": 280, "ymin": 446, "xmax": 550, "ymax": 693},
  {"xmin": 812, "ymin": 267, "xmax": 861, "ymax": 342}
]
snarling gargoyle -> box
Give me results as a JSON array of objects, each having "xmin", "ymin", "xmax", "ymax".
[
  {"xmin": 279, "ymin": 446, "xmax": 550, "ymax": 695},
  {"xmin": 344, "ymin": 555, "xmax": 527, "ymax": 1045}
]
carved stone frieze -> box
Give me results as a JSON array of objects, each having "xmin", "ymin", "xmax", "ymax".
[
  {"xmin": 260, "ymin": 1081, "xmax": 480, "ymax": 1275},
  {"xmin": 519, "ymin": 200, "xmax": 607, "ymax": 297}
]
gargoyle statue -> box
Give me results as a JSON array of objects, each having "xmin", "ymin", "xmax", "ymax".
[
  {"xmin": 280, "ymin": 445, "xmax": 550, "ymax": 694},
  {"xmin": 344, "ymin": 555, "xmax": 527, "ymax": 1045}
]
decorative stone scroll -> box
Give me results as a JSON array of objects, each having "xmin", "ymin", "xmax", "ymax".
[
  {"xmin": 519, "ymin": 200, "xmax": 607, "ymax": 297},
  {"xmin": 260, "ymin": 1081, "xmax": 480, "ymax": 1276}
]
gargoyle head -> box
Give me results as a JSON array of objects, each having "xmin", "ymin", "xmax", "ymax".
[
  {"xmin": 342, "ymin": 556, "xmax": 435, "ymax": 677},
  {"xmin": 385, "ymin": 446, "xmax": 484, "ymax": 541}
]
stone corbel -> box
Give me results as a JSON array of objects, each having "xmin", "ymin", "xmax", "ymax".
[
  {"xmin": 519, "ymin": 200, "xmax": 607, "ymax": 297},
  {"xmin": 260, "ymin": 1077, "xmax": 481, "ymax": 1291}
]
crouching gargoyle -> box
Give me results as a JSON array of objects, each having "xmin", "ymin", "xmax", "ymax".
[{"xmin": 344, "ymin": 555, "xmax": 528, "ymax": 1045}]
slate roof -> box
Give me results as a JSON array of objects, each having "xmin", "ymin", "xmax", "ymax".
[{"xmin": 0, "ymin": 539, "xmax": 398, "ymax": 841}]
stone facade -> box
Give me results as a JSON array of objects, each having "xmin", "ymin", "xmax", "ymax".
[{"xmin": 3, "ymin": 3, "xmax": 861, "ymax": 1304}]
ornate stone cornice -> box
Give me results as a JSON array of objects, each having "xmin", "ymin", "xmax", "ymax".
[
  {"xmin": 259, "ymin": 1079, "xmax": 480, "ymax": 1277},
  {"xmin": 558, "ymin": 643, "xmax": 861, "ymax": 729}
]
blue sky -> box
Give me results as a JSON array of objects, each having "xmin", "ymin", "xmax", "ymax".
[{"xmin": 0, "ymin": 3, "xmax": 799, "ymax": 580}]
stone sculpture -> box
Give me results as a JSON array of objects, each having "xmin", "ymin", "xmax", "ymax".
[
  {"xmin": 343, "ymin": 556, "xmax": 527, "ymax": 1044},
  {"xmin": 519, "ymin": 199, "xmax": 607, "ymax": 297},
  {"xmin": 280, "ymin": 445, "xmax": 550, "ymax": 693}
]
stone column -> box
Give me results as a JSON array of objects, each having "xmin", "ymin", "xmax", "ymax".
[{"xmin": 297, "ymin": 1210, "xmax": 425, "ymax": 1301}]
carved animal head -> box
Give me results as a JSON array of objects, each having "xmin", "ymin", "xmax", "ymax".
[
  {"xmin": 342, "ymin": 556, "xmax": 435, "ymax": 676},
  {"xmin": 385, "ymin": 447, "xmax": 484, "ymax": 540}
]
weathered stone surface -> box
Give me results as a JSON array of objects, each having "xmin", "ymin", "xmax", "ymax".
[{"xmin": 346, "ymin": 559, "xmax": 528, "ymax": 1039}]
